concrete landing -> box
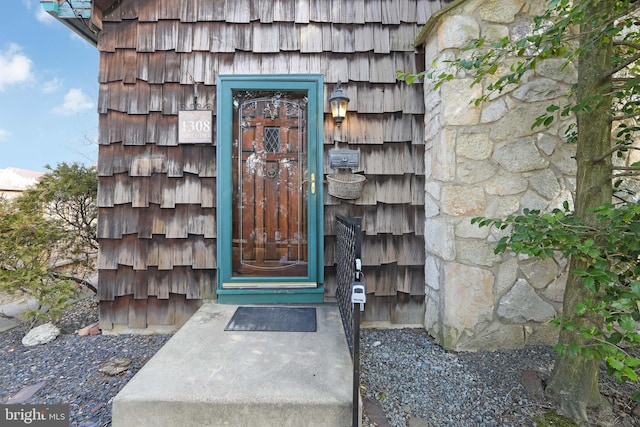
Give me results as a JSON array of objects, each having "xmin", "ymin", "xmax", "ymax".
[{"xmin": 112, "ymin": 303, "xmax": 354, "ymax": 427}]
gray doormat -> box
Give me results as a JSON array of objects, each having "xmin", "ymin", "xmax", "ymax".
[{"xmin": 224, "ymin": 306, "xmax": 317, "ymax": 332}]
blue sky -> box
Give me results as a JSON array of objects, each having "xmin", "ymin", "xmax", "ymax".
[{"xmin": 0, "ymin": 0, "xmax": 99, "ymax": 172}]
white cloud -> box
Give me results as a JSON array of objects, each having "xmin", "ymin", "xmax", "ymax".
[
  {"xmin": 0, "ymin": 128, "xmax": 10, "ymax": 142},
  {"xmin": 0, "ymin": 44, "xmax": 34, "ymax": 91},
  {"xmin": 54, "ymin": 88, "xmax": 95, "ymax": 115},
  {"xmin": 42, "ymin": 77, "xmax": 63, "ymax": 94},
  {"xmin": 36, "ymin": 6, "xmax": 55, "ymax": 24},
  {"xmin": 22, "ymin": 0, "xmax": 54, "ymax": 24}
]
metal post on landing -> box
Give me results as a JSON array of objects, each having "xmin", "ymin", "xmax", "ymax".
[
  {"xmin": 335, "ymin": 215, "xmax": 364, "ymax": 427},
  {"xmin": 352, "ymin": 303, "xmax": 361, "ymax": 427},
  {"xmin": 351, "ymin": 256, "xmax": 365, "ymax": 427}
]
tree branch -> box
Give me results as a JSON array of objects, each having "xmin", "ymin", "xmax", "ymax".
[
  {"xmin": 604, "ymin": 50, "xmax": 640, "ymax": 78},
  {"xmin": 50, "ymin": 271, "xmax": 97, "ymax": 294},
  {"xmin": 593, "ymin": 144, "xmax": 640, "ymax": 162},
  {"xmin": 613, "ymin": 166, "xmax": 640, "ymax": 171},
  {"xmin": 611, "ymin": 111, "xmax": 640, "ymax": 122},
  {"xmin": 613, "ymin": 40, "xmax": 640, "ymax": 50},
  {"xmin": 613, "ymin": 171, "xmax": 640, "ymax": 178}
]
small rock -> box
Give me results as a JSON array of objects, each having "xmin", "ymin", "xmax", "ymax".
[
  {"xmin": 5, "ymin": 381, "xmax": 47, "ymax": 404},
  {"xmin": 99, "ymin": 357, "xmax": 132, "ymax": 376},
  {"xmin": 521, "ymin": 370, "xmax": 545, "ymax": 400},
  {"xmin": 90, "ymin": 402, "xmax": 105, "ymax": 413},
  {"xmin": 373, "ymin": 340, "xmax": 382, "ymax": 347},
  {"xmin": 78, "ymin": 322, "xmax": 100, "ymax": 336},
  {"xmin": 22, "ymin": 322, "xmax": 60, "ymax": 346}
]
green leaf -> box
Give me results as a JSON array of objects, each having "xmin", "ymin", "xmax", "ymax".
[
  {"xmin": 620, "ymin": 315, "xmax": 636, "ymax": 332},
  {"xmin": 606, "ymin": 355, "xmax": 624, "ymax": 371}
]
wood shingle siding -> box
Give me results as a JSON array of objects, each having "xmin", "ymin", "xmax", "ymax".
[{"xmin": 97, "ymin": 0, "xmax": 450, "ymax": 329}]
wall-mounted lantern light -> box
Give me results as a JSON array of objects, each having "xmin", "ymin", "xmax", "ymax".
[{"xmin": 329, "ymin": 80, "xmax": 349, "ymax": 128}]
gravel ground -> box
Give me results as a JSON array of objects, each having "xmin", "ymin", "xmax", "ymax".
[
  {"xmin": 0, "ymin": 296, "xmax": 171, "ymax": 427},
  {"xmin": 360, "ymin": 328, "xmax": 640, "ymax": 427},
  {"xmin": 2, "ymin": 297, "xmax": 640, "ymax": 427}
]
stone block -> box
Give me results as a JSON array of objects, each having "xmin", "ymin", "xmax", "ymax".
[
  {"xmin": 493, "ymin": 138, "xmax": 548, "ymax": 173},
  {"xmin": 520, "ymin": 257, "xmax": 559, "ymax": 289},
  {"xmin": 484, "ymin": 24, "xmax": 509, "ymax": 42},
  {"xmin": 425, "ymin": 255, "xmax": 441, "ymax": 290},
  {"xmin": 512, "ymin": 78, "xmax": 570, "ymax": 102},
  {"xmin": 479, "ymin": 0, "xmax": 525, "ymax": 23},
  {"xmin": 455, "ymin": 218, "xmax": 490, "ymax": 239},
  {"xmin": 457, "ymin": 159, "xmax": 498, "ymax": 184},
  {"xmin": 457, "ymin": 239, "xmax": 501, "ymax": 267},
  {"xmin": 424, "ymin": 194, "xmax": 440, "ymax": 218},
  {"xmin": 486, "ymin": 195, "xmax": 520, "ymax": 218},
  {"xmin": 485, "ymin": 170, "xmax": 528, "ymax": 195},
  {"xmin": 542, "ymin": 269, "xmax": 568, "ymax": 302},
  {"xmin": 425, "ymin": 218, "xmax": 456, "ymax": 261},
  {"xmin": 496, "ymin": 256, "xmax": 518, "ymax": 297},
  {"xmin": 550, "ymin": 143, "xmax": 577, "ymax": 175},
  {"xmin": 497, "ymin": 279, "xmax": 556, "ymax": 323},
  {"xmin": 442, "ymin": 185, "xmax": 486, "ymax": 216},
  {"xmin": 481, "ymin": 98, "xmax": 508, "ymax": 123},
  {"xmin": 456, "ymin": 321, "xmax": 525, "ymax": 351},
  {"xmin": 536, "ymin": 58, "xmax": 577, "ymax": 85},
  {"xmin": 438, "ymin": 15, "xmax": 480, "ymax": 49},
  {"xmin": 525, "ymin": 323, "xmax": 560, "ymax": 346},
  {"xmin": 536, "ymin": 133, "xmax": 558, "ymax": 156},
  {"xmin": 520, "ymin": 189, "xmax": 550, "ymax": 211},
  {"xmin": 528, "ymin": 169, "xmax": 561, "ymax": 200},
  {"xmin": 443, "ymin": 262, "xmax": 494, "ymax": 331},
  {"xmin": 490, "ymin": 103, "xmax": 551, "ymax": 141},
  {"xmin": 432, "ymin": 129, "xmax": 456, "ymax": 181},
  {"xmin": 424, "ymin": 293, "xmax": 441, "ymax": 336},
  {"xmin": 441, "ymin": 79, "xmax": 482, "ymax": 126},
  {"xmin": 456, "ymin": 132, "xmax": 492, "ymax": 160}
]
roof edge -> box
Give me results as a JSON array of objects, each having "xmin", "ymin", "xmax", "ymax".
[
  {"xmin": 40, "ymin": 0, "xmax": 102, "ymax": 46},
  {"xmin": 415, "ymin": 0, "xmax": 470, "ymax": 47}
]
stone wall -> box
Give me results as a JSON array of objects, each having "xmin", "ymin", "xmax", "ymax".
[{"xmin": 421, "ymin": 0, "xmax": 577, "ymax": 350}]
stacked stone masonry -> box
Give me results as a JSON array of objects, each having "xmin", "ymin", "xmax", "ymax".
[{"xmin": 420, "ymin": 0, "xmax": 576, "ymax": 350}]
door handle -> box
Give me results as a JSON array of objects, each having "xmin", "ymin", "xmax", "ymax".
[{"xmin": 311, "ymin": 173, "xmax": 316, "ymax": 195}]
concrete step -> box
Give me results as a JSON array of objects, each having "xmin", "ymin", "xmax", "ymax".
[{"xmin": 112, "ymin": 303, "xmax": 354, "ymax": 427}]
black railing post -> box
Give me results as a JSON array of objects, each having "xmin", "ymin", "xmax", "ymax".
[
  {"xmin": 335, "ymin": 215, "xmax": 364, "ymax": 427},
  {"xmin": 352, "ymin": 300, "xmax": 361, "ymax": 427}
]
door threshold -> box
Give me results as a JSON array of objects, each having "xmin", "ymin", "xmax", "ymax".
[
  {"xmin": 222, "ymin": 282, "xmax": 317, "ymax": 289},
  {"xmin": 217, "ymin": 285, "xmax": 325, "ymax": 304}
]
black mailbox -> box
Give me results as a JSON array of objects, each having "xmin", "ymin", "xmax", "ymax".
[{"xmin": 328, "ymin": 148, "xmax": 359, "ymax": 169}]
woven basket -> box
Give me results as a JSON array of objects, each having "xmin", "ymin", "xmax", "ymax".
[{"xmin": 327, "ymin": 173, "xmax": 366, "ymax": 200}]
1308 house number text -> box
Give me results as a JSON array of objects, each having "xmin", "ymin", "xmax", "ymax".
[{"xmin": 178, "ymin": 110, "xmax": 212, "ymax": 143}]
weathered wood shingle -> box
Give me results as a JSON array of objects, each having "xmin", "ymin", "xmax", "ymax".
[{"xmin": 97, "ymin": 0, "xmax": 450, "ymax": 329}]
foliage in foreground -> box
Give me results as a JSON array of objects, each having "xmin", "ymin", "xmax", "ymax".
[
  {"xmin": 0, "ymin": 196, "xmax": 76, "ymax": 325},
  {"xmin": 473, "ymin": 202, "xmax": 640, "ymax": 392},
  {"xmin": 0, "ymin": 163, "xmax": 98, "ymax": 325},
  {"xmin": 532, "ymin": 411, "xmax": 579, "ymax": 427},
  {"xmin": 399, "ymin": 0, "xmax": 640, "ymax": 418}
]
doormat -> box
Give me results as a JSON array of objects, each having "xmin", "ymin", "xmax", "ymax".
[{"xmin": 224, "ymin": 307, "xmax": 317, "ymax": 332}]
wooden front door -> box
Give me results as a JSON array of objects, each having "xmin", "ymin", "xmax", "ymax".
[
  {"xmin": 233, "ymin": 93, "xmax": 308, "ymax": 277},
  {"xmin": 217, "ymin": 75, "xmax": 324, "ymax": 300}
]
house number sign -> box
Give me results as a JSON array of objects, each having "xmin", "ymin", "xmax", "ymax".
[{"xmin": 178, "ymin": 110, "xmax": 212, "ymax": 143}]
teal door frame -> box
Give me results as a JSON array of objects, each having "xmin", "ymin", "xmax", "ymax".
[{"xmin": 216, "ymin": 75, "xmax": 325, "ymax": 304}]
